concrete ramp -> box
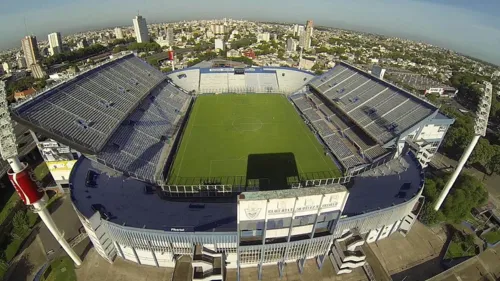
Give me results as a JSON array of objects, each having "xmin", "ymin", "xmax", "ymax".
[{"xmin": 172, "ymin": 256, "xmax": 193, "ymax": 281}]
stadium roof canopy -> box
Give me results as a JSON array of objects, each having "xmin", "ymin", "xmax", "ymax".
[
  {"xmin": 10, "ymin": 54, "xmax": 192, "ymax": 183},
  {"xmin": 11, "ymin": 54, "xmax": 166, "ymax": 154},
  {"xmin": 308, "ymin": 62, "xmax": 443, "ymax": 145}
]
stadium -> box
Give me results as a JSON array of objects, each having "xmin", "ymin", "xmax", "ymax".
[{"xmin": 10, "ymin": 53, "xmax": 454, "ymax": 280}]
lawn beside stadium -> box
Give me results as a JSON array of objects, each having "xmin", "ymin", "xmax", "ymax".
[{"xmin": 167, "ymin": 94, "xmax": 341, "ymax": 188}]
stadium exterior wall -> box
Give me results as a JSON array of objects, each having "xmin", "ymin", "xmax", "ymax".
[{"xmin": 74, "ymin": 187, "xmax": 422, "ymax": 269}]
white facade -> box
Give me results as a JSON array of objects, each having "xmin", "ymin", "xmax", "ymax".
[
  {"xmin": 299, "ymin": 58, "xmax": 315, "ymax": 70},
  {"xmin": 21, "ymin": 35, "xmax": 40, "ymax": 68},
  {"xmin": 48, "ymin": 32, "xmax": 63, "ymax": 56},
  {"xmin": 286, "ymin": 37, "xmax": 298, "ymax": 52},
  {"xmin": 299, "ymin": 20, "xmax": 313, "ymax": 50},
  {"xmin": 17, "ymin": 57, "xmax": 27, "ymax": 69},
  {"xmin": 211, "ymin": 24, "xmax": 225, "ymax": 35},
  {"xmin": 257, "ymin": 32, "xmax": 270, "ymax": 42},
  {"xmin": 114, "ymin": 27, "xmax": 124, "ymax": 39},
  {"xmin": 293, "ymin": 24, "xmax": 304, "ymax": 37},
  {"xmin": 133, "ymin": 15, "xmax": 149, "ymax": 43},
  {"xmin": 214, "ymin": 39, "xmax": 224, "ymax": 51},
  {"xmin": 371, "ymin": 65, "xmax": 386, "ymax": 80},
  {"xmin": 227, "ymin": 49, "xmax": 240, "ymax": 58},
  {"xmin": 165, "ymin": 27, "xmax": 174, "ymax": 46},
  {"xmin": 2, "ymin": 62, "xmax": 11, "ymax": 74}
]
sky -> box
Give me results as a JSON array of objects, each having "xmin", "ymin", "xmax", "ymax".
[{"xmin": 0, "ymin": 0, "xmax": 499, "ymax": 65}]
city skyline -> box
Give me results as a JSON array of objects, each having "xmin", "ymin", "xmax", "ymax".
[{"xmin": 0, "ymin": 0, "xmax": 499, "ymax": 65}]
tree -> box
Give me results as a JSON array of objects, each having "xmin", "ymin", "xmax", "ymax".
[
  {"xmin": 468, "ymin": 138, "xmax": 494, "ymax": 166},
  {"xmin": 487, "ymin": 153, "xmax": 500, "ymax": 175},
  {"xmin": 177, "ymin": 54, "xmax": 184, "ymax": 61},
  {"xmin": 420, "ymin": 173, "xmax": 488, "ymax": 225},
  {"xmin": 161, "ymin": 66, "xmax": 172, "ymax": 73},
  {"xmin": 441, "ymin": 174, "xmax": 488, "ymax": 223},
  {"xmin": 12, "ymin": 211, "xmax": 30, "ymax": 240},
  {"xmin": 43, "ymin": 44, "xmax": 107, "ymax": 66},
  {"xmin": 112, "ymin": 45, "xmax": 127, "ymax": 54},
  {"xmin": 127, "ymin": 42, "xmax": 161, "ymax": 53},
  {"xmin": 277, "ymin": 50, "xmax": 285, "ymax": 60}
]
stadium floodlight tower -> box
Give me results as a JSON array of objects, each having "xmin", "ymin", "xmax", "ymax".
[
  {"xmin": 0, "ymin": 81, "xmax": 82, "ymax": 266},
  {"xmin": 434, "ymin": 81, "xmax": 492, "ymax": 211}
]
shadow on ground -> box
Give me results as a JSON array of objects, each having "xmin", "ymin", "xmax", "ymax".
[
  {"xmin": 7, "ymin": 254, "xmax": 35, "ymax": 281},
  {"xmin": 246, "ymin": 153, "xmax": 299, "ymax": 191}
]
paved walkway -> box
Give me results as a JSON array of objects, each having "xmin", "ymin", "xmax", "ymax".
[
  {"xmin": 76, "ymin": 249, "xmax": 173, "ymax": 281},
  {"xmin": 369, "ymin": 222, "xmax": 446, "ymax": 277},
  {"xmin": 228, "ymin": 258, "xmax": 368, "ymax": 281}
]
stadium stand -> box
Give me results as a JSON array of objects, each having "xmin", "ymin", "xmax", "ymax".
[
  {"xmin": 323, "ymin": 134, "xmax": 356, "ymax": 160},
  {"xmin": 307, "ymin": 93, "xmax": 323, "ymax": 107},
  {"xmin": 312, "ymin": 120, "xmax": 335, "ymax": 137},
  {"xmin": 96, "ymin": 81, "xmax": 190, "ymax": 182},
  {"xmin": 318, "ymin": 104, "xmax": 334, "ymax": 119},
  {"xmin": 200, "ymin": 73, "xmax": 229, "ymax": 93},
  {"xmin": 168, "ymin": 67, "xmax": 313, "ymax": 95},
  {"xmin": 11, "ymin": 54, "xmax": 165, "ymax": 153},
  {"xmin": 291, "ymin": 97, "xmax": 312, "ymax": 111},
  {"xmin": 302, "ymin": 109, "xmax": 322, "ymax": 123},
  {"xmin": 309, "ymin": 62, "xmax": 438, "ymax": 145}
]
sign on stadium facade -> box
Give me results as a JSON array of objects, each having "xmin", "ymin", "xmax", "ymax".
[{"xmin": 238, "ymin": 190, "xmax": 347, "ymax": 222}]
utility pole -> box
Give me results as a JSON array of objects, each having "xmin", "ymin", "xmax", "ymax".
[
  {"xmin": 434, "ymin": 82, "xmax": 492, "ymax": 211},
  {"xmin": 0, "ymin": 81, "xmax": 82, "ymax": 266}
]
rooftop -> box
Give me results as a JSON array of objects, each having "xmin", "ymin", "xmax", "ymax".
[
  {"xmin": 71, "ymin": 153, "xmax": 423, "ymax": 231},
  {"xmin": 309, "ymin": 62, "xmax": 444, "ymax": 145},
  {"xmin": 70, "ymin": 157, "xmax": 237, "ymax": 232},
  {"xmin": 11, "ymin": 54, "xmax": 166, "ymax": 154}
]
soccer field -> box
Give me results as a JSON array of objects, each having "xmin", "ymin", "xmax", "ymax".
[{"xmin": 167, "ymin": 94, "xmax": 341, "ymax": 189}]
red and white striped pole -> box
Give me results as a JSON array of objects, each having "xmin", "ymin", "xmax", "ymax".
[
  {"xmin": 0, "ymin": 81, "xmax": 81, "ymax": 266},
  {"xmin": 7, "ymin": 159, "xmax": 82, "ymax": 266}
]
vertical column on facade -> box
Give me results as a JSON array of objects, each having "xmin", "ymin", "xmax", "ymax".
[
  {"xmin": 147, "ymin": 240, "xmax": 159, "ymax": 267},
  {"xmin": 258, "ymin": 200, "xmax": 270, "ymax": 281},
  {"xmin": 278, "ymin": 261, "xmax": 284, "ymax": 278},
  {"xmin": 114, "ymin": 241, "xmax": 125, "ymax": 259},
  {"xmin": 236, "ymin": 199, "xmax": 241, "ymax": 281},
  {"xmin": 306, "ymin": 195, "xmax": 325, "ymax": 270},
  {"xmin": 284, "ymin": 198, "xmax": 299, "ymax": 263},
  {"xmin": 297, "ymin": 258, "xmax": 305, "ymax": 274},
  {"xmin": 125, "ymin": 230, "xmax": 141, "ymax": 264}
]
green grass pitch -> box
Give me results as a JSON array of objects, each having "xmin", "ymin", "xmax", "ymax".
[{"xmin": 167, "ymin": 94, "xmax": 341, "ymax": 188}]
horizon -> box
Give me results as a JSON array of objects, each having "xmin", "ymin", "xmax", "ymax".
[{"xmin": 1, "ymin": 0, "xmax": 499, "ymax": 65}]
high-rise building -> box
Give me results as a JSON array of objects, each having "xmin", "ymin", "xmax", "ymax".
[
  {"xmin": 211, "ymin": 24, "xmax": 225, "ymax": 35},
  {"xmin": 214, "ymin": 39, "xmax": 224, "ymax": 51},
  {"xmin": 286, "ymin": 37, "xmax": 298, "ymax": 52},
  {"xmin": 257, "ymin": 32, "xmax": 270, "ymax": 42},
  {"xmin": 294, "ymin": 24, "xmax": 304, "ymax": 37},
  {"xmin": 21, "ymin": 36, "xmax": 40, "ymax": 69},
  {"xmin": 31, "ymin": 64, "xmax": 46, "ymax": 79},
  {"xmin": 133, "ymin": 15, "xmax": 149, "ymax": 43},
  {"xmin": 166, "ymin": 27, "xmax": 174, "ymax": 46},
  {"xmin": 304, "ymin": 20, "xmax": 314, "ymax": 50},
  {"xmin": 17, "ymin": 57, "xmax": 27, "ymax": 69},
  {"xmin": 2, "ymin": 62, "xmax": 11, "ymax": 74},
  {"xmin": 77, "ymin": 38, "xmax": 89, "ymax": 49},
  {"xmin": 48, "ymin": 32, "xmax": 63, "ymax": 56},
  {"xmin": 114, "ymin": 27, "xmax": 124, "ymax": 39}
]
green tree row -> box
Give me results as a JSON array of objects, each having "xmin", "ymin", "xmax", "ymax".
[
  {"xmin": 43, "ymin": 44, "xmax": 107, "ymax": 66},
  {"xmin": 420, "ymin": 173, "xmax": 488, "ymax": 225}
]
